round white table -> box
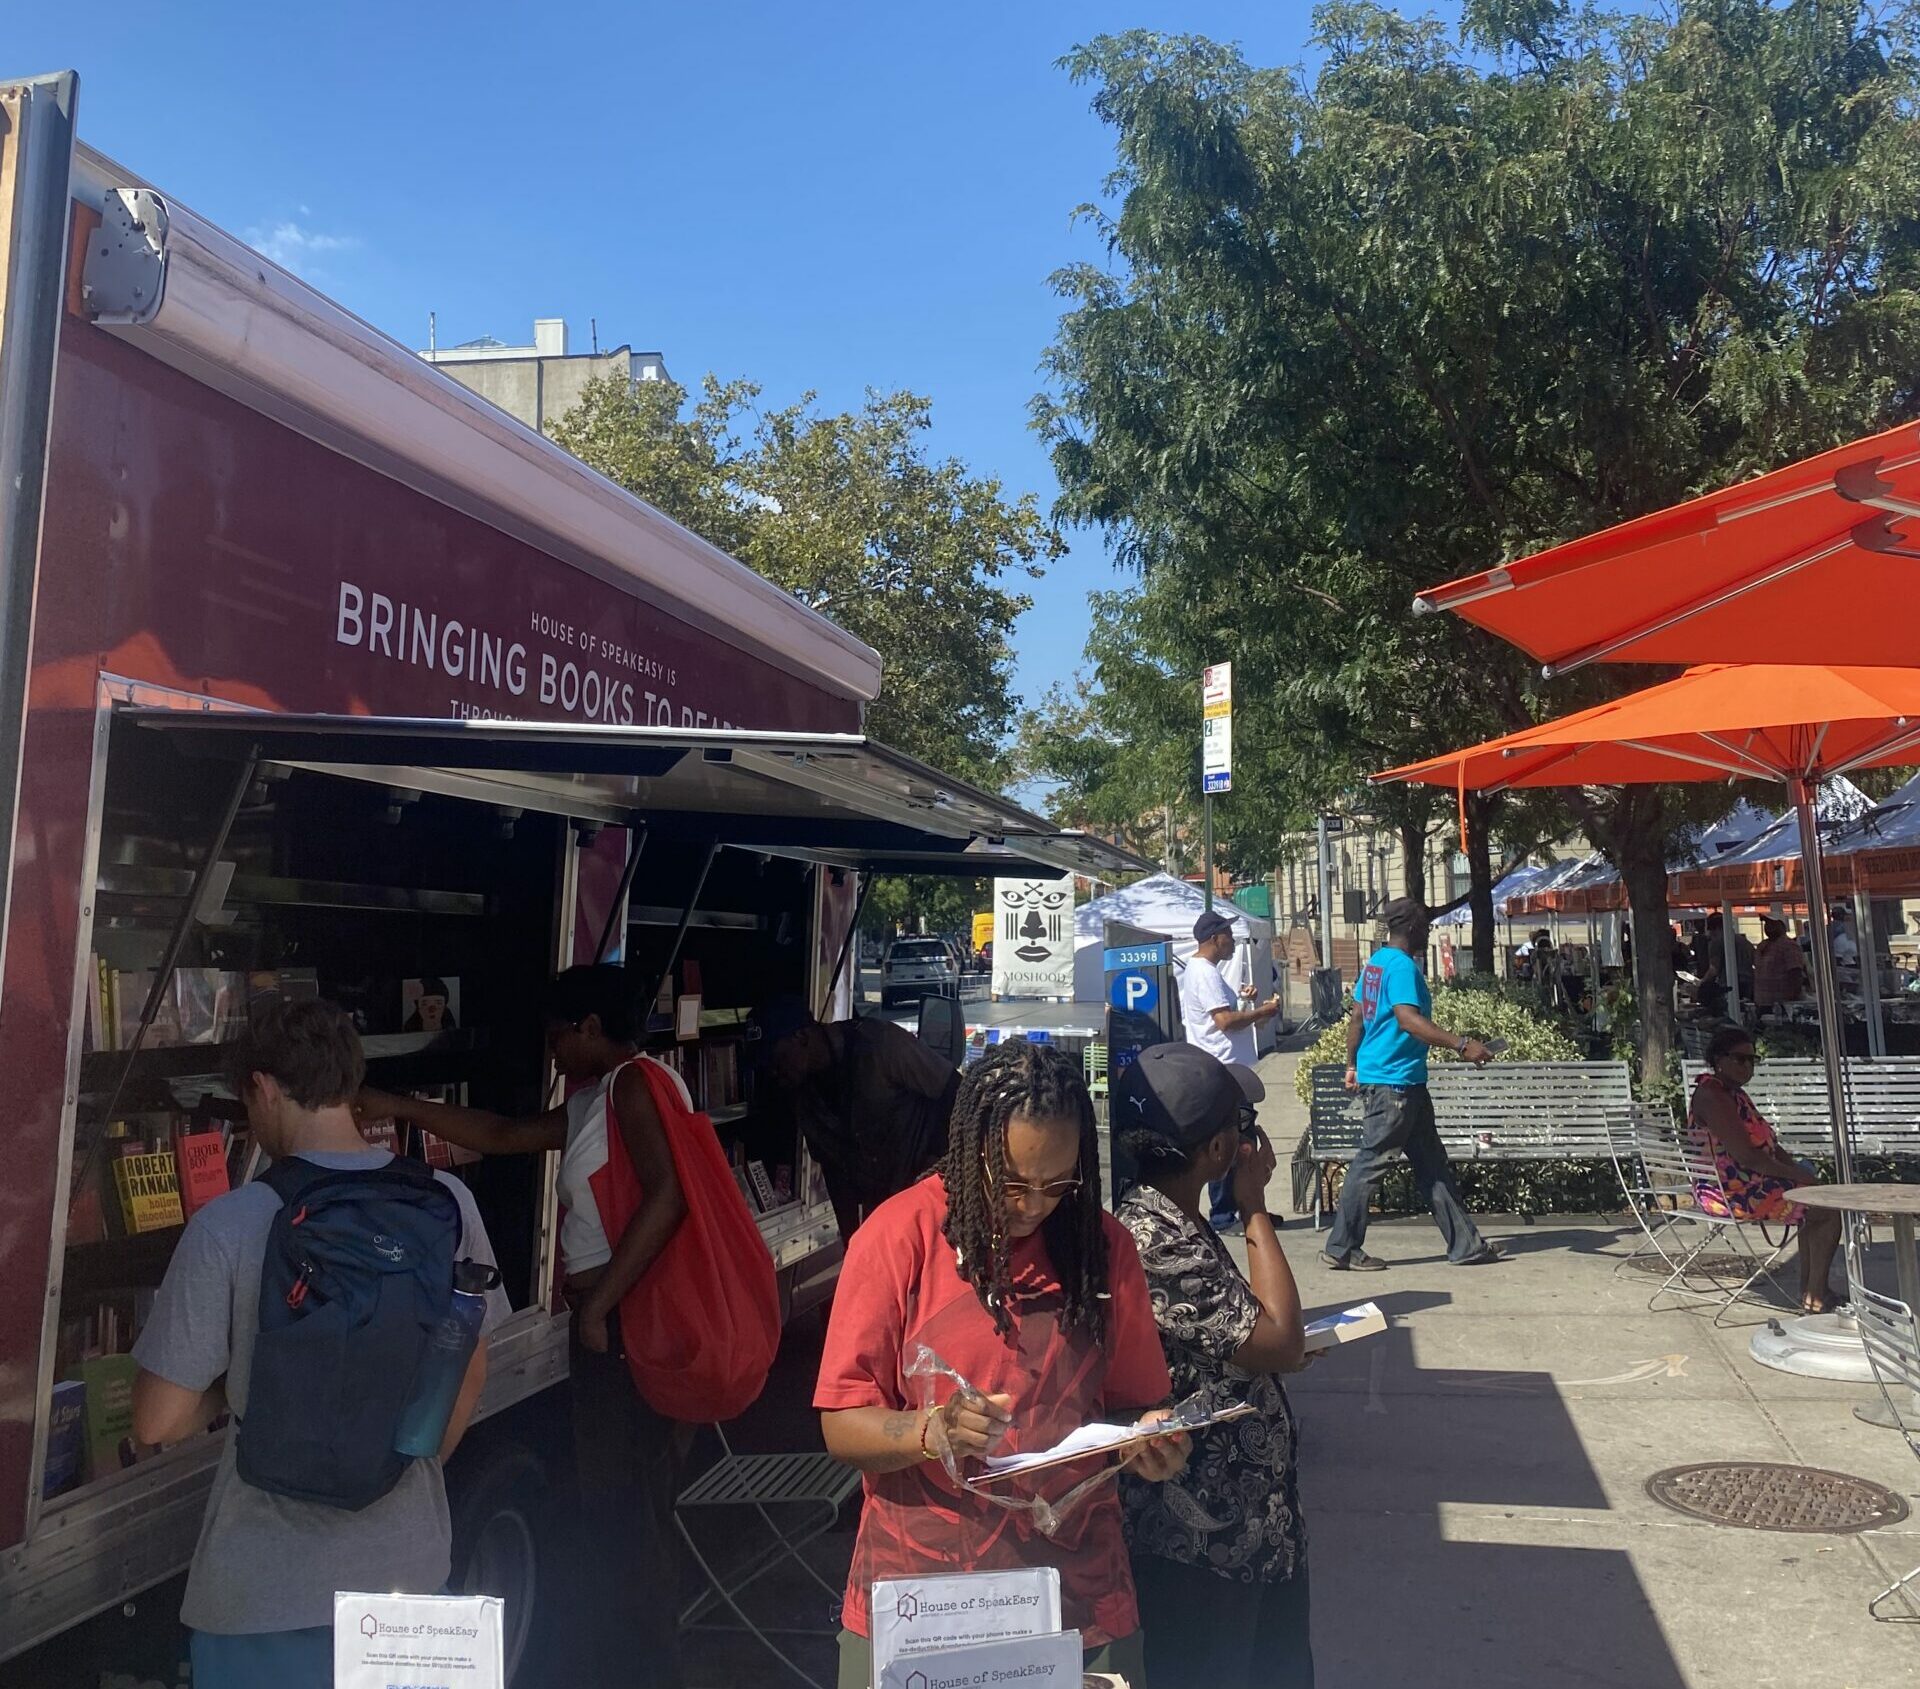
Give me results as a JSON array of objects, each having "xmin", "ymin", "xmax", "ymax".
[{"xmin": 1792, "ymin": 1184, "xmax": 1920, "ymax": 1428}]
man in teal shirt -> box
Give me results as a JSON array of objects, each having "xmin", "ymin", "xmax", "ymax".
[{"xmin": 1323, "ymin": 898, "xmax": 1503, "ymax": 1270}]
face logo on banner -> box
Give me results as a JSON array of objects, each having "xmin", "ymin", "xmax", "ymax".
[{"xmin": 992, "ymin": 879, "xmax": 1077, "ymax": 999}]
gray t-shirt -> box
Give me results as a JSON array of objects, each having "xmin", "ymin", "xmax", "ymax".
[{"xmin": 131, "ymin": 1149, "xmax": 509, "ymax": 1634}]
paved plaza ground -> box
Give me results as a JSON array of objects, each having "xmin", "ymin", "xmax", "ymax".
[{"xmin": 1253, "ymin": 1048, "xmax": 1920, "ymax": 1689}]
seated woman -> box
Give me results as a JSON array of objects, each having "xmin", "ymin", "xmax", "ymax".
[
  {"xmin": 815, "ymin": 1038, "xmax": 1189, "ymax": 1689},
  {"xmin": 1114, "ymin": 1043, "xmax": 1314, "ymax": 1689},
  {"xmin": 1689, "ymin": 1026, "xmax": 1842, "ymax": 1313}
]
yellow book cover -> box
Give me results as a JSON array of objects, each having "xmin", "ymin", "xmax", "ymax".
[{"xmin": 112, "ymin": 1151, "xmax": 184, "ymax": 1235}]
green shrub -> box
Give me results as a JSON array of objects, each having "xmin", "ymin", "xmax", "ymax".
[
  {"xmin": 1756, "ymin": 1024, "xmax": 1822, "ymax": 1060},
  {"xmin": 1293, "ymin": 981, "xmax": 1580, "ymax": 1104}
]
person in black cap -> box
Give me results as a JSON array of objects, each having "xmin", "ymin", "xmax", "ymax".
[
  {"xmin": 753, "ymin": 996, "xmax": 959, "ymax": 1238},
  {"xmin": 1114, "ymin": 1042, "xmax": 1313, "ymax": 1689},
  {"xmin": 1327, "ymin": 897, "xmax": 1501, "ymax": 1270}
]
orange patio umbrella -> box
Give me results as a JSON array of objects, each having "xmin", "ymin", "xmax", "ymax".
[
  {"xmin": 1413, "ymin": 419, "xmax": 1920, "ymax": 676},
  {"xmin": 1378, "ymin": 664, "xmax": 1920, "ymax": 1179}
]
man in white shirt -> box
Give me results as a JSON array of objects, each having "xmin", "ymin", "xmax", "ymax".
[{"xmin": 1180, "ymin": 910, "xmax": 1283, "ymax": 1229}]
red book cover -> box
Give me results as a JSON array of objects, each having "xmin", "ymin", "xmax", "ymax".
[{"xmin": 174, "ymin": 1131, "xmax": 231, "ymax": 1217}]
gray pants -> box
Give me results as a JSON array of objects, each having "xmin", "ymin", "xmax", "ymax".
[{"xmin": 1326, "ymin": 1083, "xmax": 1484, "ymax": 1264}]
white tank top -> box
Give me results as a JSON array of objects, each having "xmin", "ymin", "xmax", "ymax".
[{"xmin": 555, "ymin": 1056, "xmax": 692, "ymax": 1276}]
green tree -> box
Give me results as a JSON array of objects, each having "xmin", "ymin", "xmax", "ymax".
[
  {"xmin": 1037, "ymin": 3, "xmax": 1920, "ymax": 1076},
  {"xmin": 552, "ymin": 376, "xmax": 1064, "ymax": 943},
  {"xmin": 551, "ymin": 375, "xmax": 1060, "ymax": 784}
]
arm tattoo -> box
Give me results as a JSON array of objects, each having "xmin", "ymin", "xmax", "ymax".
[{"xmin": 882, "ymin": 1411, "xmax": 916, "ymax": 1442}]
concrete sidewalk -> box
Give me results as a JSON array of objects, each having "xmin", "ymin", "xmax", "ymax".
[{"xmin": 1249, "ymin": 1046, "xmax": 1920, "ymax": 1688}]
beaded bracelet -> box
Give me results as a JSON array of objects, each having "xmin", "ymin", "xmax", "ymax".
[{"xmin": 918, "ymin": 1404, "xmax": 942, "ymax": 1462}]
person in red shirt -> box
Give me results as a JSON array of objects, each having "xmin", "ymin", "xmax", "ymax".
[{"xmin": 816, "ymin": 1039, "xmax": 1188, "ymax": 1687}]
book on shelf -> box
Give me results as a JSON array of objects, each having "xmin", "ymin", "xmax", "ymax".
[
  {"xmin": 747, "ymin": 1160, "xmax": 776, "ymax": 1213},
  {"xmin": 42, "ymin": 1379, "xmax": 86, "ymax": 1500},
  {"xmin": 401, "ymin": 975, "xmax": 460, "ymax": 1035},
  {"xmin": 112, "ymin": 1151, "xmax": 184, "ymax": 1235},
  {"xmin": 70, "ymin": 1353, "xmax": 141, "ymax": 1484},
  {"xmin": 730, "ymin": 1163, "xmax": 757, "ymax": 1211},
  {"xmin": 175, "ymin": 1129, "xmax": 230, "ymax": 1217}
]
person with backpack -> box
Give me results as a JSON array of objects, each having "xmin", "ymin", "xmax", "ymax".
[
  {"xmin": 130, "ymin": 998, "xmax": 507, "ymax": 1689},
  {"xmin": 361, "ymin": 963, "xmax": 776, "ymax": 1689}
]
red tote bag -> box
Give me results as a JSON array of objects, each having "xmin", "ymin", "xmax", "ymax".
[{"xmin": 587, "ymin": 1057, "xmax": 781, "ymax": 1421}]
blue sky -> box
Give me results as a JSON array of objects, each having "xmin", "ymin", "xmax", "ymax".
[{"xmin": 13, "ymin": 2, "xmax": 1330, "ymax": 716}]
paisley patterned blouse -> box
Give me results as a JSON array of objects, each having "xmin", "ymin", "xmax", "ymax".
[{"xmin": 1116, "ymin": 1183, "xmax": 1307, "ymax": 1585}]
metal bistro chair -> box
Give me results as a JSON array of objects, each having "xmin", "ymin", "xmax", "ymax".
[
  {"xmin": 673, "ymin": 1423, "xmax": 861, "ymax": 1687},
  {"xmin": 1084, "ymin": 1039, "xmax": 1110, "ymax": 1103},
  {"xmin": 1608, "ymin": 1107, "xmax": 1698, "ymax": 1279},
  {"xmin": 1622, "ymin": 1106, "xmax": 1793, "ymax": 1324},
  {"xmin": 1855, "ymin": 1285, "xmax": 1920, "ymax": 1620}
]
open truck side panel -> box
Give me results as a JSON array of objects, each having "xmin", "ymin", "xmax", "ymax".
[{"xmin": 0, "ymin": 109, "xmax": 1148, "ymax": 1667}]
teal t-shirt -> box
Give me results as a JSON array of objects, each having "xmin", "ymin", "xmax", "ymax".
[{"xmin": 1354, "ymin": 945, "xmax": 1431, "ymax": 1085}]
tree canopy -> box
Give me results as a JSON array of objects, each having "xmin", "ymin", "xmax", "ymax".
[
  {"xmin": 552, "ymin": 374, "xmax": 1059, "ymax": 785},
  {"xmin": 1029, "ymin": 0, "xmax": 1920, "ymax": 1065}
]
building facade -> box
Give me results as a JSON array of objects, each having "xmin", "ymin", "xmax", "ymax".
[{"xmin": 420, "ymin": 317, "xmax": 668, "ymax": 434}]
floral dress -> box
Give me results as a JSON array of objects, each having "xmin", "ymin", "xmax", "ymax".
[
  {"xmin": 1688, "ymin": 1073, "xmax": 1808, "ymax": 1224},
  {"xmin": 1116, "ymin": 1184, "xmax": 1305, "ymax": 1586}
]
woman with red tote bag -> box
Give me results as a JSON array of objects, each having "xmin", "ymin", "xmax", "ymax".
[{"xmin": 362, "ymin": 964, "xmax": 778, "ymax": 1688}]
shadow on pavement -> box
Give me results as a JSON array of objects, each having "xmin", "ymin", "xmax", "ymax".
[{"xmin": 1296, "ymin": 1286, "xmax": 1687, "ymax": 1687}]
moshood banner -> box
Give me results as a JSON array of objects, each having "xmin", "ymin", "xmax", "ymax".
[{"xmin": 991, "ymin": 877, "xmax": 1077, "ymax": 999}]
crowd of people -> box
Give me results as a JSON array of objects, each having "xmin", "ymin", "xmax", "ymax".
[
  {"xmin": 119, "ymin": 892, "xmax": 1852, "ymax": 1689},
  {"xmin": 120, "ymin": 951, "xmax": 1322, "ymax": 1689}
]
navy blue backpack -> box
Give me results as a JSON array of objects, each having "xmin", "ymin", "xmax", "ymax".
[{"xmin": 237, "ymin": 1155, "xmax": 462, "ymax": 1510}]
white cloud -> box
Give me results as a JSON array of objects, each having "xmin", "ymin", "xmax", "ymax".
[{"xmin": 246, "ymin": 220, "xmax": 361, "ymax": 278}]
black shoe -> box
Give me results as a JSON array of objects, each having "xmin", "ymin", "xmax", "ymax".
[
  {"xmin": 1319, "ymin": 1249, "xmax": 1387, "ymax": 1272},
  {"xmin": 1452, "ymin": 1242, "xmax": 1507, "ymax": 1266}
]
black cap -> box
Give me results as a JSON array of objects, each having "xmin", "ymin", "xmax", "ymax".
[
  {"xmin": 1193, "ymin": 910, "xmax": 1235, "ymax": 945},
  {"xmin": 748, "ymin": 995, "xmax": 817, "ymax": 1068},
  {"xmin": 1112, "ymin": 1042, "xmax": 1264, "ymax": 1150},
  {"xmin": 1380, "ymin": 896, "xmax": 1428, "ymax": 933}
]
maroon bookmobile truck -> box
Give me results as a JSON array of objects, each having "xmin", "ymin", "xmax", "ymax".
[{"xmin": 0, "ymin": 75, "xmax": 1139, "ymax": 1670}]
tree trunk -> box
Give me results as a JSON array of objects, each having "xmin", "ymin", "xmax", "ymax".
[
  {"xmin": 1397, "ymin": 818, "xmax": 1427, "ymax": 908},
  {"xmin": 1466, "ymin": 793, "xmax": 1496, "ymax": 976},
  {"xmin": 1612, "ymin": 809, "xmax": 1677, "ymax": 1086}
]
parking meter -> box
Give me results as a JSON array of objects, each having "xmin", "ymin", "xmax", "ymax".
[{"xmin": 1103, "ymin": 919, "xmax": 1181, "ymax": 1204}]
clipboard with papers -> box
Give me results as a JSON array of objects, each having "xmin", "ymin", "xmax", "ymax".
[{"xmin": 966, "ymin": 1401, "xmax": 1256, "ymax": 1485}]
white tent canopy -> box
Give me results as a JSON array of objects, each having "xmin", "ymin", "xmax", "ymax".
[{"xmin": 1072, "ymin": 873, "xmax": 1279, "ymax": 1051}]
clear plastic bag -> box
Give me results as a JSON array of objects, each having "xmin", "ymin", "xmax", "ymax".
[{"xmin": 904, "ymin": 1341, "xmax": 1212, "ymax": 1540}]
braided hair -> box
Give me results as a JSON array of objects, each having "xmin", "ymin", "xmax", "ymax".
[{"xmin": 939, "ymin": 1038, "xmax": 1110, "ymax": 1345}]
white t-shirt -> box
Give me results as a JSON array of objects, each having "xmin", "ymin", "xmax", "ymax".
[
  {"xmin": 1831, "ymin": 924, "xmax": 1860, "ymax": 966},
  {"xmin": 556, "ymin": 1055, "xmax": 694, "ymax": 1275},
  {"xmin": 1181, "ymin": 951, "xmax": 1255, "ymax": 1066}
]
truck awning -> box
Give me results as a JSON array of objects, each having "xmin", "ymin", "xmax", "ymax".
[{"xmin": 119, "ymin": 708, "xmax": 1150, "ymax": 882}]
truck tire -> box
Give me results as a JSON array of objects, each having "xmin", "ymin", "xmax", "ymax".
[{"xmin": 449, "ymin": 1441, "xmax": 548, "ymax": 1683}]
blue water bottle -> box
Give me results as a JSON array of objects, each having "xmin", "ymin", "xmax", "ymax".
[{"xmin": 394, "ymin": 1260, "xmax": 500, "ymax": 1458}]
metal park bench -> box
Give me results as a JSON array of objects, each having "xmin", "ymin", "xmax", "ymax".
[
  {"xmin": 1678, "ymin": 1057, "xmax": 1920, "ymax": 1158},
  {"xmin": 1304, "ymin": 1060, "xmax": 1634, "ymax": 1224}
]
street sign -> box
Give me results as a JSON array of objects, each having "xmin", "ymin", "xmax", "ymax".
[
  {"xmin": 1203, "ymin": 712, "xmax": 1232, "ymax": 794},
  {"xmin": 1202, "ymin": 661, "xmax": 1233, "ymax": 719},
  {"xmin": 1322, "ymin": 813, "xmax": 1345, "ymax": 835}
]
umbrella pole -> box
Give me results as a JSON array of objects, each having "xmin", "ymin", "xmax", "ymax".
[
  {"xmin": 1791, "ymin": 776, "xmax": 1856, "ymax": 1188},
  {"xmin": 1721, "ymin": 900, "xmax": 1743, "ymax": 1028}
]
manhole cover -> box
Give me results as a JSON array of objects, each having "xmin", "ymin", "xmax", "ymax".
[
  {"xmin": 1646, "ymin": 1462, "xmax": 1909, "ymax": 1533},
  {"xmin": 1623, "ymin": 1252, "xmax": 1752, "ymax": 1279}
]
